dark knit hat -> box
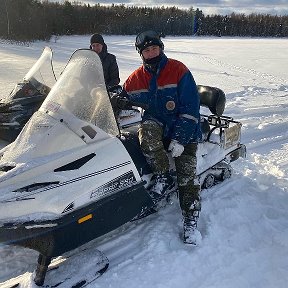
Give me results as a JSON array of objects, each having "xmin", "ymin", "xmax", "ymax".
[{"xmin": 90, "ymin": 34, "xmax": 105, "ymax": 45}]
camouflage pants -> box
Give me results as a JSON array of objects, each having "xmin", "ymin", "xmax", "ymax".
[
  {"xmin": 138, "ymin": 120, "xmax": 201, "ymax": 215},
  {"xmin": 175, "ymin": 143, "xmax": 201, "ymax": 215},
  {"xmin": 138, "ymin": 120, "xmax": 170, "ymax": 174}
]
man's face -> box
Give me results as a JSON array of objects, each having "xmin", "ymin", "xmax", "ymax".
[
  {"xmin": 141, "ymin": 45, "xmax": 160, "ymax": 60},
  {"xmin": 91, "ymin": 43, "xmax": 103, "ymax": 54}
]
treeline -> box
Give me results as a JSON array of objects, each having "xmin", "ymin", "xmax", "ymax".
[
  {"xmin": 0, "ymin": 0, "xmax": 287, "ymax": 42},
  {"xmin": 198, "ymin": 13, "xmax": 287, "ymax": 37}
]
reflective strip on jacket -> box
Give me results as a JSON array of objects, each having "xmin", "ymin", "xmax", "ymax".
[{"xmin": 124, "ymin": 54, "xmax": 202, "ymax": 145}]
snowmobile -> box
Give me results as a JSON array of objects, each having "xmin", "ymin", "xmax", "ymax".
[
  {"xmin": 0, "ymin": 46, "xmax": 56, "ymax": 143},
  {"xmin": 0, "ymin": 49, "xmax": 245, "ymax": 287}
]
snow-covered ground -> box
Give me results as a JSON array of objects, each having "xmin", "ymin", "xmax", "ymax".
[{"xmin": 0, "ymin": 35, "xmax": 288, "ymax": 288}]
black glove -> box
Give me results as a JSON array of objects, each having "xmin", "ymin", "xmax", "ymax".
[
  {"xmin": 110, "ymin": 89, "xmax": 132, "ymax": 110},
  {"xmin": 117, "ymin": 97, "xmax": 132, "ymax": 110}
]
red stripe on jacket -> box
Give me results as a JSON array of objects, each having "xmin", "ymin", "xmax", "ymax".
[{"xmin": 124, "ymin": 58, "xmax": 189, "ymax": 92}]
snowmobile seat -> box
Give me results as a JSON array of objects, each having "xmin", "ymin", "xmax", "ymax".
[
  {"xmin": 197, "ymin": 85, "xmax": 226, "ymax": 116},
  {"xmin": 117, "ymin": 109, "xmax": 142, "ymax": 128}
]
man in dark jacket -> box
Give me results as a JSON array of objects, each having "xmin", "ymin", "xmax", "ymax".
[
  {"xmin": 119, "ymin": 31, "xmax": 202, "ymax": 245},
  {"xmin": 90, "ymin": 34, "xmax": 120, "ymax": 89}
]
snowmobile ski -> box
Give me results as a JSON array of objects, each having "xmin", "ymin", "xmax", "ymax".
[{"xmin": 1, "ymin": 249, "xmax": 108, "ymax": 288}]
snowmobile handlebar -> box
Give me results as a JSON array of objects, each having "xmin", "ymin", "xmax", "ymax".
[
  {"xmin": 108, "ymin": 85, "xmax": 149, "ymax": 110},
  {"xmin": 116, "ymin": 96, "xmax": 149, "ymax": 110}
]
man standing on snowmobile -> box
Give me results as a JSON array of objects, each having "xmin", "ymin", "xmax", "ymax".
[
  {"xmin": 90, "ymin": 34, "xmax": 120, "ymax": 89},
  {"xmin": 117, "ymin": 31, "xmax": 202, "ymax": 245}
]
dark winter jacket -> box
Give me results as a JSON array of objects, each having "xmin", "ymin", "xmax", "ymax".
[
  {"xmin": 124, "ymin": 53, "xmax": 202, "ymax": 145},
  {"xmin": 97, "ymin": 44, "xmax": 120, "ymax": 89}
]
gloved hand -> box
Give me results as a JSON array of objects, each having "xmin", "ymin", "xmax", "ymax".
[
  {"xmin": 168, "ymin": 140, "xmax": 184, "ymax": 158},
  {"xmin": 117, "ymin": 96, "xmax": 132, "ymax": 110},
  {"xmin": 110, "ymin": 89, "xmax": 132, "ymax": 110}
]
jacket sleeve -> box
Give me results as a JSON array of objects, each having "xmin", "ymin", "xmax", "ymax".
[
  {"xmin": 123, "ymin": 68, "xmax": 151, "ymax": 106},
  {"xmin": 171, "ymin": 71, "xmax": 202, "ymax": 145},
  {"xmin": 107, "ymin": 55, "xmax": 120, "ymax": 88}
]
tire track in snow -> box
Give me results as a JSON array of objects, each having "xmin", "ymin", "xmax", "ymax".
[
  {"xmin": 198, "ymin": 55, "xmax": 288, "ymax": 85},
  {"xmin": 194, "ymin": 55, "xmax": 288, "ymax": 185}
]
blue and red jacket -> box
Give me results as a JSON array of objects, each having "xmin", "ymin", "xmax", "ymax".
[{"xmin": 124, "ymin": 53, "xmax": 202, "ymax": 145}]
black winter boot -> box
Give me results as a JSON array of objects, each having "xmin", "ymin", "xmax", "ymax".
[{"xmin": 183, "ymin": 210, "xmax": 202, "ymax": 245}]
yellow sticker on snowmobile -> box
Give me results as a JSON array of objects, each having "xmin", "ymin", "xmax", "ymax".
[{"xmin": 78, "ymin": 214, "xmax": 92, "ymax": 224}]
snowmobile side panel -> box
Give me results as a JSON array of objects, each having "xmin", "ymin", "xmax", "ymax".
[
  {"xmin": 228, "ymin": 144, "xmax": 246, "ymax": 162},
  {"xmin": 0, "ymin": 181, "xmax": 153, "ymax": 257}
]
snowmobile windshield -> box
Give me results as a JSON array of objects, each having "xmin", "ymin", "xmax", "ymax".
[
  {"xmin": 41, "ymin": 49, "xmax": 119, "ymax": 136},
  {"xmin": 20, "ymin": 47, "xmax": 56, "ymax": 97},
  {"xmin": 5, "ymin": 47, "xmax": 56, "ymax": 102}
]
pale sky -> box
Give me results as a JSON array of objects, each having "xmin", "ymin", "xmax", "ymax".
[{"xmin": 77, "ymin": 0, "xmax": 288, "ymax": 15}]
